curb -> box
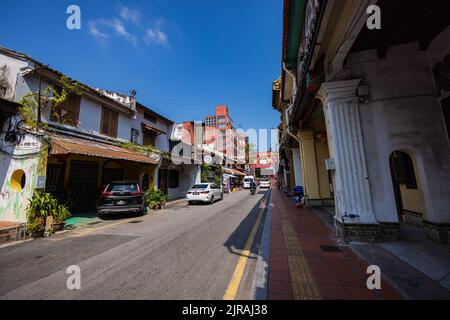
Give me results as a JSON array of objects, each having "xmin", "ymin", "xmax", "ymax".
[{"xmin": 250, "ymin": 190, "xmax": 272, "ymax": 300}]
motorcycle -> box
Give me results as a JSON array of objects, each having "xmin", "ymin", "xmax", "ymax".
[{"xmin": 250, "ymin": 185, "xmax": 257, "ymax": 195}]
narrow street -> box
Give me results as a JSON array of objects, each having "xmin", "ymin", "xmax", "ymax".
[{"xmin": 0, "ymin": 190, "xmax": 270, "ymax": 300}]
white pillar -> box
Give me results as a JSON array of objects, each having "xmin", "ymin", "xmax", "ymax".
[
  {"xmin": 317, "ymin": 79, "xmax": 376, "ymax": 224},
  {"xmin": 291, "ymin": 148, "xmax": 303, "ymax": 187}
]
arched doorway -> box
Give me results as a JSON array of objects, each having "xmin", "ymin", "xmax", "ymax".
[
  {"xmin": 389, "ymin": 151, "xmax": 427, "ymax": 226},
  {"xmin": 102, "ymin": 161, "xmax": 124, "ymax": 188}
]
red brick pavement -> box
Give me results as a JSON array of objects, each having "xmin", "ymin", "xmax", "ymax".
[{"xmin": 267, "ymin": 189, "xmax": 403, "ymax": 300}]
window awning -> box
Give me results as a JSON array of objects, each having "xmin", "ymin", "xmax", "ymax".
[
  {"xmin": 142, "ymin": 123, "xmax": 166, "ymax": 135},
  {"xmin": 223, "ymin": 168, "xmax": 246, "ymax": 176},
  {"xmin": 49, "ymin": 134, "xmax": 160, "ymax": 164}
]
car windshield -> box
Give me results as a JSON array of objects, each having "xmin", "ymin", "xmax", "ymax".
[
  {"xmin": 106, "ymin": 183, "xmax": 138, "ymax": 192},
  {"xmin": 244, "ymin": 178, "xmax": 253, "ymax": 182},
  {"xmin": 192, "ymin": 184, "xmax": 209, "ymax": 189}
]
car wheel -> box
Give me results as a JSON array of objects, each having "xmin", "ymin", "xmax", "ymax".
[
  {"xmin": 210, "ymin": 195, "xmax": 214, "ymax": 204},
  {"xmin": 188, "ymin": 201, "xmax": 193, "ymax": 205}
]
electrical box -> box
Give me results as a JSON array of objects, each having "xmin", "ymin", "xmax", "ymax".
[{"xmin": 325, "ymin": 159, "xmax": 336, "ymax": 171}]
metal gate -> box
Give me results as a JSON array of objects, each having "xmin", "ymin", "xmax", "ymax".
[{"xmin": 68, "ymin": 160, "xmax": 99, "ymax": 212}]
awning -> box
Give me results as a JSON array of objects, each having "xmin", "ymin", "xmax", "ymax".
[
  {"xmin": 223, "ymin": 173, "xmax": 238, "ymax": 179},
  {"xmin": 223, "ymin": 168, "xmax": 246, "ymax": 176},
  {"xmin": 49, "ymin": 134, "xmax": 160, "ymax": 164},
  {"xmin": 142, "ymin": 123, "xmax": 166, "ymax": 135}
]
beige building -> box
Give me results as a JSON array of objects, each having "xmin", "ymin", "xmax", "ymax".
[{"xmin": 273, "ymin": 0, "xmax": 450, "ymax": 243}]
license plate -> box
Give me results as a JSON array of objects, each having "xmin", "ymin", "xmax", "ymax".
[
  {"xmin": 116, "ymin": 200, "xmax": 126, "ymax": 205},
  {"xmin": 193, "ymin": 193, "xmax": 199, "ymax": 195}
]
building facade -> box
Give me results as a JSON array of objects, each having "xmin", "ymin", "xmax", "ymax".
[
  {"xmin": 0, "ymin": 47, "xmax": 182, "ymax": 221},
  {"xmin": 273, "ymin": 0, "xmax": 450, "ymax": 243}
]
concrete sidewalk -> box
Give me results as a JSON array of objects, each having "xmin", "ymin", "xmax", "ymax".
[{"xmin": 267, "ymin": 189, "xmax": 403, "ymax": 300}]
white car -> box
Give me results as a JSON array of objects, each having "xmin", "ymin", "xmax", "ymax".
[
  {"xmin": 260, "ymin": 179, "xmax": 271, "ymax": 188},
  {"xmin": 186, "ymin": 183, "xmax": 223, "ymax": 204},
  {"xmin": 243, "ymin": 176, "xmax": 255, "ymax": 189}
]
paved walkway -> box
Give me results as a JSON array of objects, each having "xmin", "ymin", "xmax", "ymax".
[{"xmin": 267, "ymin": 189, "xmax": 403, "ymax": 300}]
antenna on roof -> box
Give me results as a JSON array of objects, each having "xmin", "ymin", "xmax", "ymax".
[{"xmin": 130, "ymin": 89, "xmax": 137, "ymax": 98}]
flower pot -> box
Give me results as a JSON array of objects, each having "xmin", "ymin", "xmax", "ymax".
[
  {"xmin": 31, "ymin": 229, "xmax": 44, "ymax": 238},
  {"xmin": 52, "ymin": 222, "xmax": 65, "ymax": 232},
  {"xmin": 38, "ymin": 217, "xmax": 46, "ymax": 227}
]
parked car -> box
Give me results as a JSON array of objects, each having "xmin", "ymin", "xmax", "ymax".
[
  {"xmin": 186, "ymin": 183, "xmax": 223, "ymax": 204},
  {"xmin": 260, "ymin": 179, "xmax": 271, "ymax": 188},
  {"xmin": 243, "ymin": 176, "xmax": 255, "ymax": 189},
  {"xmin": 97, "ymin": 181, "xmax": 144, "ymax": 217}
]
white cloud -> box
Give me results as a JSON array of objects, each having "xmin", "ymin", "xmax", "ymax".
[
  {"xmin": 119, "ymin": 6, "xmax": 140, "ymax": 24},
  {"xmin": 111, "ymin": 18, "xmax": 137, "ymax": 46},
  {"xmin": 87, "ymin": 7, "xmax": 170, "ymax": 49},
  {"xmin": 88, "ymin": 21, "xmax": 110, "ymax": 39},
  {"xmin": 143, "ymin": 28, "xmax": 168, "ymax": 46}
]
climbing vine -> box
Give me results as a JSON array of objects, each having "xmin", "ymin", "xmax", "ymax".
[{"xmin": 19, "ymin": 75, "xmax": 82, "ymax": 130}]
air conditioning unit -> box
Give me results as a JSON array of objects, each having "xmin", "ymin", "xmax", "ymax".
[{"xmin": 325, "ymin": 159, "xmax": 336, "ymax": 171}]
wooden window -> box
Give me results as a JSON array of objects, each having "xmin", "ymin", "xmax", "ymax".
[
  {"xmin": 391, "ymin": 151, "xmax": 417, "ymax": 189},
  {"xmin": 143, "ymin": 129, "xmax": 157, "ymax": 147},
  {"xmin": 50, "ymin": 86, "xmax": 81, "ymax": 127},
  {"xmin": 100, "ymin": 106, "xmax": 118, "ymax": 138}
]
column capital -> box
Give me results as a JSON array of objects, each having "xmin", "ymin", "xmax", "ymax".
[{"xmin": 316, "ymin": 79, "xmax": 362, "ymax": 105}]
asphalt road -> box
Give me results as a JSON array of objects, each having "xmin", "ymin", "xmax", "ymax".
[{"xmin": 0, "ymin": 189, "xmax": 270, "ymax": 300}]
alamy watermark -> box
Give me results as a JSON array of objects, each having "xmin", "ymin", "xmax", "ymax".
[
  {"xmin": 66, "ymin": 5, "xmax": 81, "ymax": 30},
  {"xmin": 66, "ymin": 265, "xmax": 81, "ymax": 290},
  {"xmin": 366, "ymin": 265, "xmax": 381, "ymax": 290}
]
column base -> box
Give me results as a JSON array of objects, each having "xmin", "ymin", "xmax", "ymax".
[
  {"xmin": 424, "ymin": 221, "xmax": 450, "ymax": 244},
  {"xmin": 336, "ymin": 221, "xmax": 400, "ymax": 242}
]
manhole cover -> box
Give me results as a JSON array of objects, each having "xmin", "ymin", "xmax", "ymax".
[
  {"xmin": 128, "ymin": 220, "xmax": 143, "ymax": 224},
  {"xmin": 320, "ymin": 245, "xmax": 342, "ymax": 252}
]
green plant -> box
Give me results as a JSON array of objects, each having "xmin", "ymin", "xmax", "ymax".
[
  {"xmin": 26, "ymin": 191, "xmax": 58, "ymax": 221},
  {"xmin": 18, "ymin": 75, "xmax": 81, "ymax": 129},
  {"xmin": 120, "ymin": 141, "xmax": 161, "ymax": 155},
  {"xmin": 53, "ymin": 204, "xmax": 71, "ymax": 223},
  {"xmin": 201, "ymin": 164, "xmax": 211, "ymax": 183},
  {"xmin": 144, "ymin": 188, "xmax": 168, "ymax": 209},
  {"xmin": 214, "ymin": 165, "xmax": 223, "ymax": 186},
  {"xmin": 26, "ymin": 218, "xmax": 44, "ymax": 235}
]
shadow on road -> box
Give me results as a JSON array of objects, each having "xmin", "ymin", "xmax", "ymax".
[{"xmin": 223, "ymin": 190, "xmax": 270, "ymax": 259}]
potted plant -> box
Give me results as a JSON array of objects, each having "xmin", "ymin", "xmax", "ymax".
[
  {"xmin": 52, "ymin": 204, "xmax": 71, "ymax": 232},
  {"xmin": 26, "ymin": 191, "xmax": 55, "ymax": 228},
  {"xmin": 27, "ymin": 218, "xmax": 44, "ymax": 238},
  {"xmin": 144, "ymin": 188, "xmax": 168, "ymax": 210}
]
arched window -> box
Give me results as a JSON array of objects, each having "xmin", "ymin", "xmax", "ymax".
[{"xmin": 390, "ymin": 151, "xmax": 417, "ymax": 189}]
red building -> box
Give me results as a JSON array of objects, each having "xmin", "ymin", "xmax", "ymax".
[{"xmin": 178, "ymin": 105, "xmax": 246, "ymax": 164}]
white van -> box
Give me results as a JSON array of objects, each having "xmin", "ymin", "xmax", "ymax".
[{"xmin": 243, "ymin": 176, "xmax": 255, "ymax": 189}]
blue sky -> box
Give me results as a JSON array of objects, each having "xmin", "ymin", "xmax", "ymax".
[{"xmin": 0, "ymin": 0, "xmax": 282, "ymax": 133}]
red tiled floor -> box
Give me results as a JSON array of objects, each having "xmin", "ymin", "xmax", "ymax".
[
  {"xmin": 309, "ymin": 263, "xmax": 334, "ymax": 275},
  {"xmin": 338, "ymin": 275, "xmax": 366, "ymax": 287},
  {"xmin": 269, "ymin": 270, "xmax": 292, "ymax": 282},
  {"xmin": 266, "ymin": 189, "xmax": 404, "ymax": 300},
  {"xmin": 269, "ymin": 280, "xmax": 294, "ymax": 295},
  {"xmin": 318, "ymin": 285, "xmax": 350, "ymax": 300},
  {"xmin": 268, "ymin": 293, "xmax": 295, "ymax": 300},
  {"xmin": 314, "ymin": 273, "xmax": 341, "ymax": 286}
]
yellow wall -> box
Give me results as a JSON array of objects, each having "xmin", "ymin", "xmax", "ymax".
[
  {"xmin": 315, "ymin": 140, "xmax": 331, "ymax": 198},
  {"xmin": 299, "ymin": 130, "xmax": 320, "ymax": 199},
  {"xmin": 399, "ymin": 156, "xmax": 426, "ymax": 216}
]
